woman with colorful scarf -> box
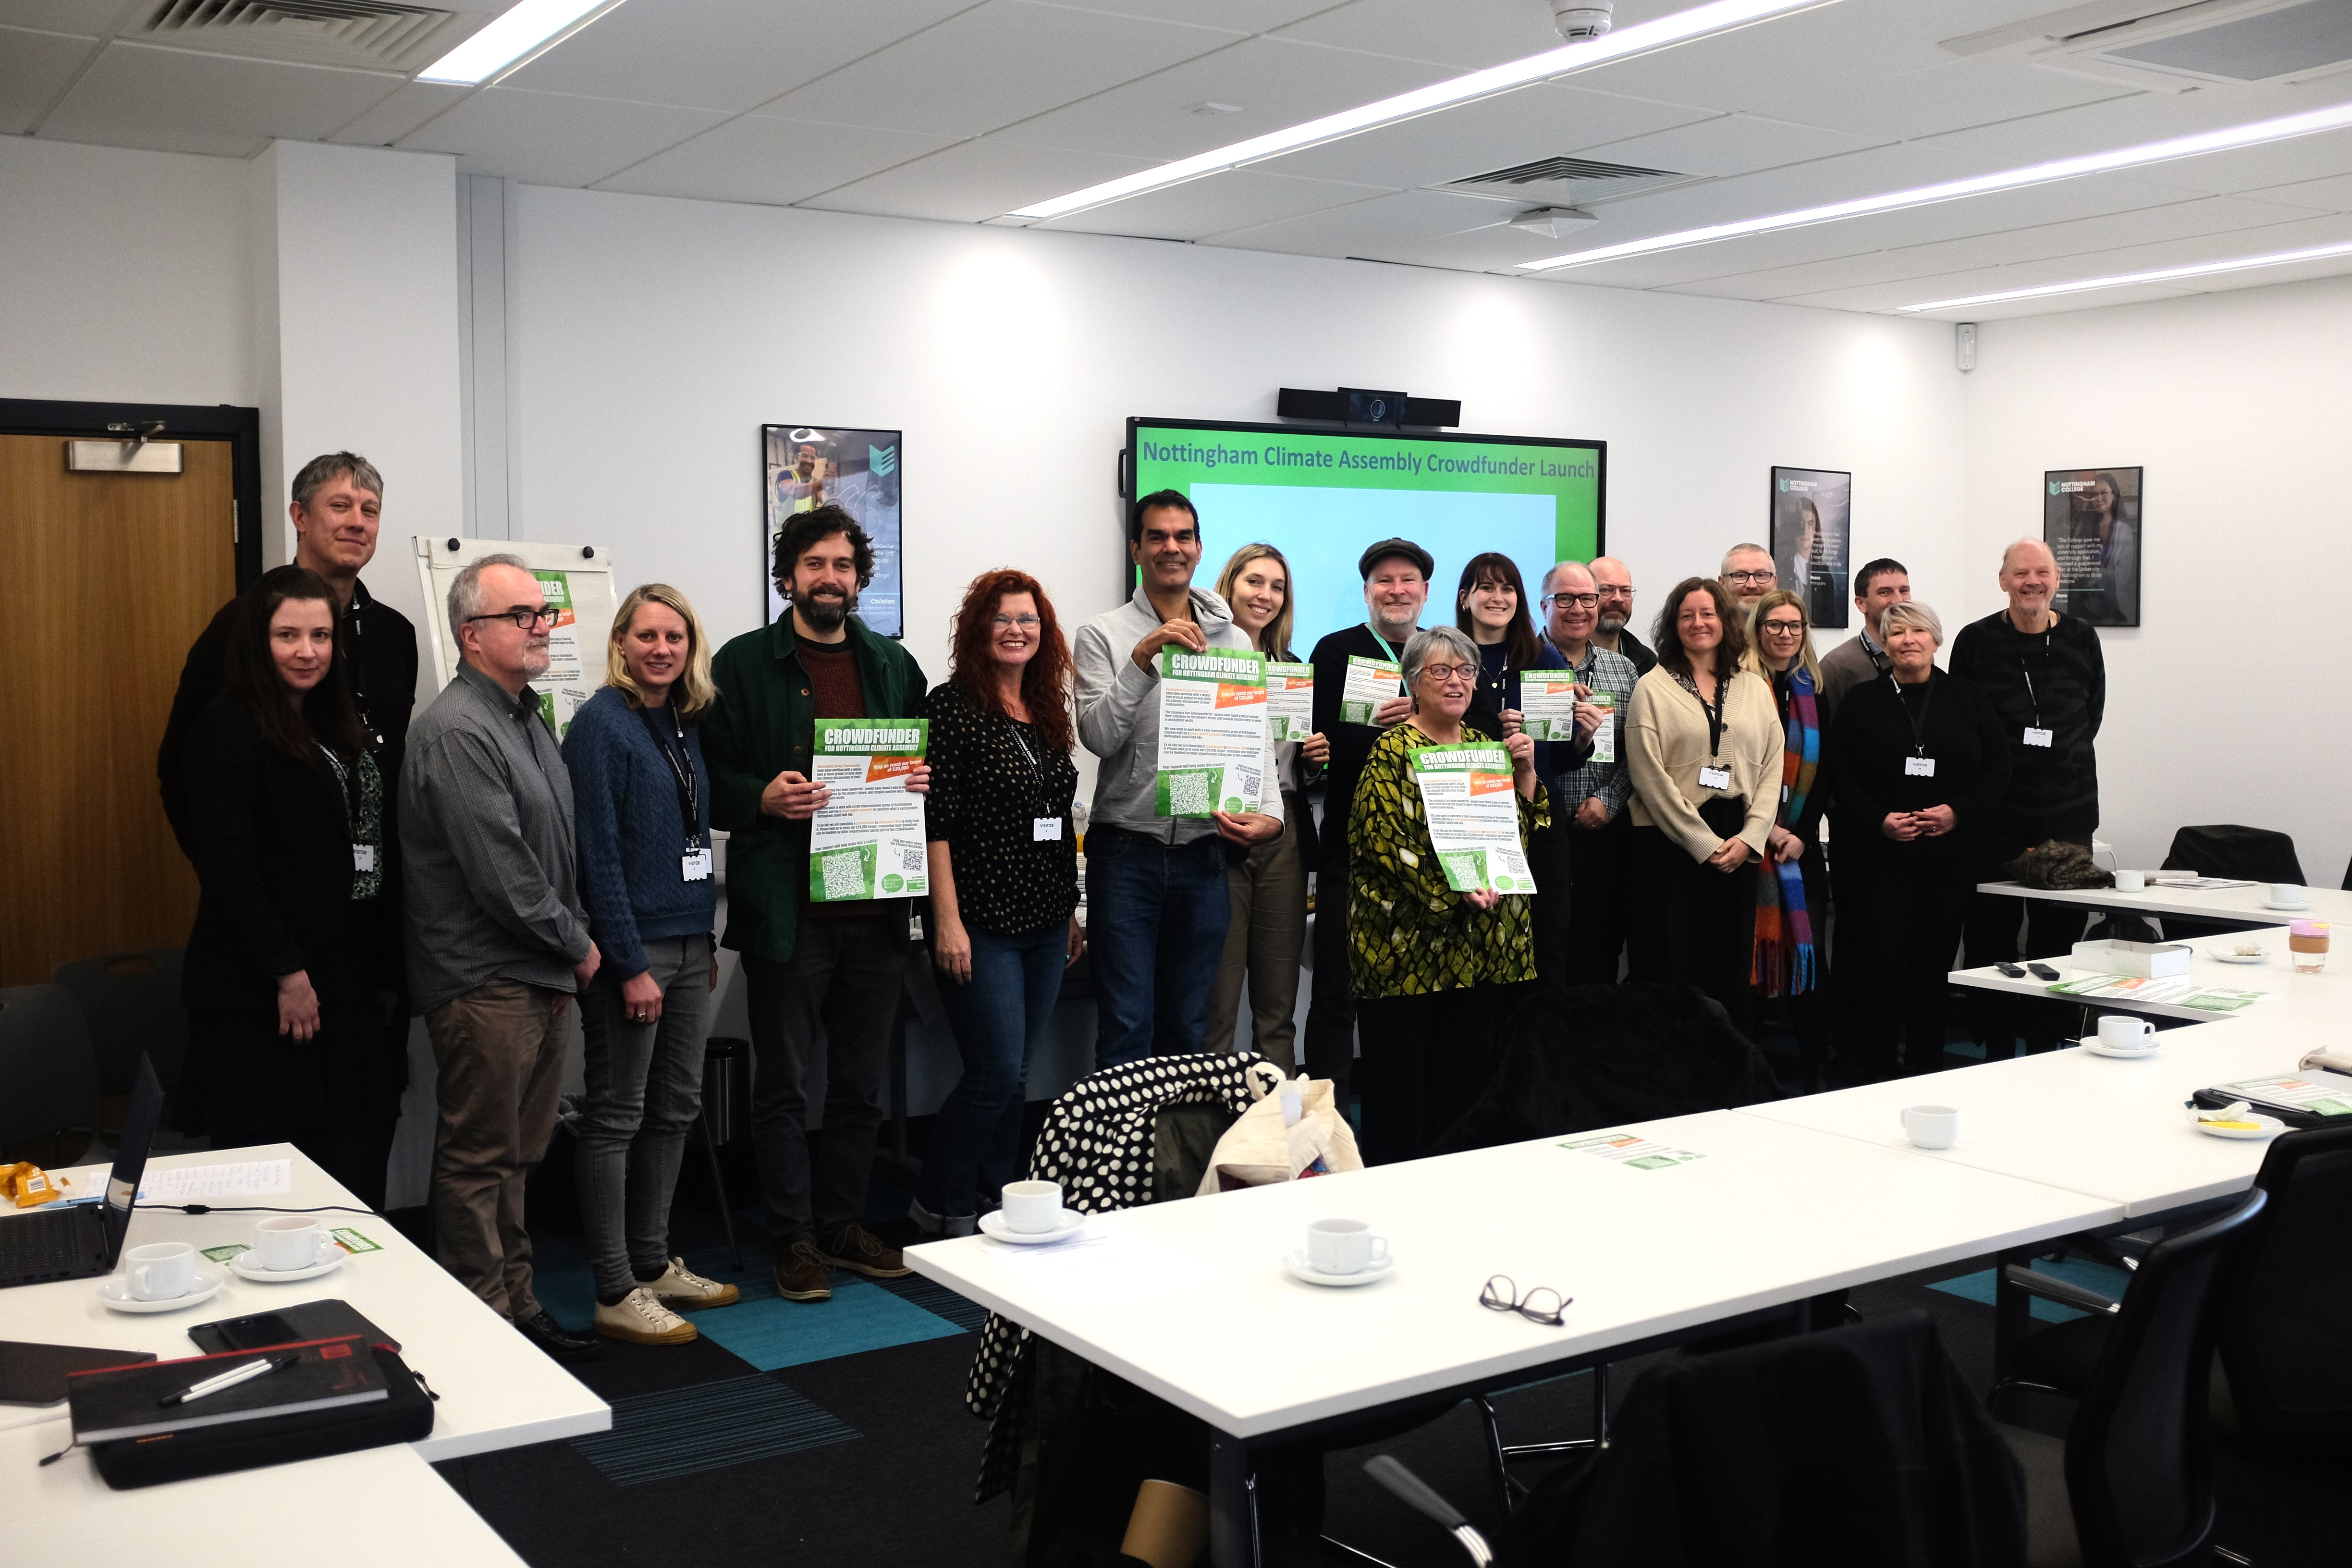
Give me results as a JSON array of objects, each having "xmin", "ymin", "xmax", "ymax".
[{"xmin": 1742, "ymin": 591, "xmax": 1830, "ymax": 1087}]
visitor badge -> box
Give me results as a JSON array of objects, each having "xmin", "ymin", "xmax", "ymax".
[
  {"xmin": 1697, "ymin": 765, "xmax": 1732, "ymax": 791},
  {"xmin": 352, "ymin": 844, "xmax": 375, "ymax": 872},
  {"xmin": 1905, "ymin": 756, "xmax": 1936, "ymax": 777},
  {"xmin": 682, "ymin": 846, "xmax": 713, "ymax": 882},
  {"xmin": 1033, "ymin": 817, "xmax": 1063, "ymax": 841},
  {"xmin": 2023, "ymin": 727, "xmax": 2054, "ymax": 748}
]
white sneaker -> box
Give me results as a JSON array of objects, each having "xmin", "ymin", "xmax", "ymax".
[
  {"xmin": 643, "ymin": 1256, "xmax": 740, "ymax": 1309},
  {"xmin": 594, "ymin": 1287, "xmax": 698, "ymax": 1345}
]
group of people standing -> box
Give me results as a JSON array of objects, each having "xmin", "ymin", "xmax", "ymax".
[{"xmin": 156, "ymin": 454, "xmax": 2108, "ymax": 1362}]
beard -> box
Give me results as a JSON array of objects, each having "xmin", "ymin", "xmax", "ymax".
[
  {"xmin": 797, "ymin": 586, "xmax": 854, "ymax": 632},
  {"xmin": 1596, "ymin": 610, "xmax": 1627, "ymax": 635},
  {"xmin": 520, "ymin": 644, "xmax": 552, "ymax": 680}
]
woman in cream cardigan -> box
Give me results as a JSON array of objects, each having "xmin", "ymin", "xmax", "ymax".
[{"xmin": 1625, "ymin": 576, "xmax": 1784, "ymax": 1034}]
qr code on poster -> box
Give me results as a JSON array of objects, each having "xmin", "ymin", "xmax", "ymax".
[
  {"xmin": 898, "ymin": 845, "xmax": 925, "ymax": 871},
  {"xmin": 820, "ymin": 851, "xmax": 867, "ymax": 900},
  {"xmin": 1167, "ymin": 772, "xmax": 1213, "ymax": 815}
]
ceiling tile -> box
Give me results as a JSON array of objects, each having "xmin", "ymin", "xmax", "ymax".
[
  {"xmin": 1729, "ymin": 58, "xmax": 2141, "ymax": 142},
  {"xmin": 0, "ymin": 26, "xmax": 93, "ymax": 135},
  {"xmin": 1265, "ymin": 79, "xmax": 1718, "ymax": 188},
  {"xmin": 755, "ymin": 0, "xmax": 1240, "ymax": 139},
  {"xmin": 1273, "ymin": 0, "xmax": 1642, "ymax": 70},
  {"xmin": 2135, "ymin": 122, "xmax": 2352, "ymax": 200},
  {"xmin": 399, "ymin": 87, "xmax": 729, "ymax": 187},
  {"xmin": 800, "ymin": 136, "xmax": 1150, "ymax": 222},
  {"xmin": 330, "ymin": 80, "xmax": 468, "ymax": 147},
  {"xmin": 0, "ymin": 0, "xmax": 127, "ymax": 32},
  {"xmin": 502, "ymin": 0, "xmax": 975, "ymax": 115},
  {"xmin": 1910, "ymin": 74, "xmax": 2352, "ymax": 176},
  {"xmin": 1206, "ymin": 186, "xmax": 1548, "ymax": 269},
  {"xmin": 2244, "ymin": 170, "xmax": 2352, "ymax": 210},
  {"xmin": 993, "ymin": 36, "xmax": 1448, "ymax": 161},
  {"xmin": 594, "ymin": 113, "xmax": 956, "ymax": 206},
  {"xmin": 1047, "ymin": 0, "xmax": 1340, "ymax": 29},
  {"xmin": 1572, "ymin": 112, "xmax": 1888, "ymax": 179},
  {"xmin": 39, "ymin": 39, "xmax": 402, "ymax": 157},
  {"xmin": 1038, "ymin": 162, "xmax": 1394, "ymax": 240}
]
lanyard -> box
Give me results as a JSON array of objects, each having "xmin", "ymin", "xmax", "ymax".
[
  {"xmin": 1690, "ymin": 670, "xmax": 1727, "ymax": 760},
  {"xmin": 1008, "ymin": 719, "xmax": 1051, "ymax": 816},
  {"xmin": 637, "ymin": 703, "xmax": 702, "ymax": 845},
  {"xmin": 312, "ymin": 740, "xmax": 360, "ymax": 833},
  {"xmin": 1887, "ymin": 671, "xmax": 1938, "ymax": 756},
  {"xmin": 1362, "ymin": 621, "xmax": 1401, "ymax": 663},
  {"xmin": 2017, "ymin": 629, "xmax": 2050, "ymax": 730}
]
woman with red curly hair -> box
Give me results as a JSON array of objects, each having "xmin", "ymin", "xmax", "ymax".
[{"xmin": 908, "ymin": 569, "xmax": 1084, "ymax": 1236}]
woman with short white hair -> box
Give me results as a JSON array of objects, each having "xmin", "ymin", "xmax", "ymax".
[{"xmin": 1825, "ymin": 600, "xmax": 2012, "ymax": 1082}]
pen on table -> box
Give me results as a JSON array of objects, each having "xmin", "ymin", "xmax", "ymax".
[{"xmin": 158, "ymin": 1351, "xmax": 300, "ymax": 1407}]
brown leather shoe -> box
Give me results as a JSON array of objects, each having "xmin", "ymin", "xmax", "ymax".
[
  {"xmin": 818, "ymin": 1222, "xmax": 910, "ymax": 1279},
  {"xmin": 773, "ymin": 1238, "xmax": 832, "ymax": 1302}
]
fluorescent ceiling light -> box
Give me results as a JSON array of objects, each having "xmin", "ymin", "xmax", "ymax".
[
  {"xmin": 1898, "ymin": 237, "xmax": 2352, "ymax": 313},
  {"xmin": 418, "ymin": 0, "xmax": 622, "ymax": 86},
  {"xmin": 1004, "ymin": 0, "xmax": 1838, "ymax": 222},
  {"xmin": 1521, "ymin": 98, "xmax": 2352, "ymax": 271}
]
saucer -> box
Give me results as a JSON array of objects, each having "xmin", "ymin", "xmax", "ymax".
[
  {"xmin": 2079, "ymin": 1037, "xmax": 2160, "ymax": 1059},
  {"xmin": 98, "ymin": 1266, "xmax": 226, "ymax": 1313},
  {"xmin": 2189, "ymin": 1111, "xmax": 2287, "ymax": 1140},
  {"xmin": 1282, "ymin": 1251, "xmax": 1395, "ymax": 1288},
  {"xmin": 978, "ymin": 1210, "xmax": 1086, "ymax": 1246},
  {"xmin": 2212, "ymin": 950, "xmax": 2269, "ymax": 965},
  {"xmin": 2261, "ymin": 900, "xmax": 2312, "ymax": 913},
  {"xmin": 230, "ymin": 1245, "xmax": 344, "ymax": 1283}
]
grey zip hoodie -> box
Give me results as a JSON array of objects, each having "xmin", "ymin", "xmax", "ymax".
[{"xmin": 1074, "ymin": 584, "xmax": 1283, "ymax": 844}]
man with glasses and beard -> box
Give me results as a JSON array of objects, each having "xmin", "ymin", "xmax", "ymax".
[
  {"xmin": 1534, "ymin": 561, "xmax": 1640, "ymax": 983},
  {"xmin": 403, "ymin": 553, "xmax": 601, "ymax": 1364},
  {"xmin": 1585, "ymin": 556, "xmax": 1656, "ymax": 675},
  {"xmin": 704, "ymin": 505, "xmax": 931, "ymax": 1305}
]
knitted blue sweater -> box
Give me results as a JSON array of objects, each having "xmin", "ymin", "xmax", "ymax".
[{"xmin": 561, "ymin": 684, "xmax": 717, "ymax": 979}]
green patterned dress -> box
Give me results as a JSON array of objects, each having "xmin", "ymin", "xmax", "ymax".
[{"xmin": 1346, "ymin": 720, "xmax": 1550, "ymax": 1000}]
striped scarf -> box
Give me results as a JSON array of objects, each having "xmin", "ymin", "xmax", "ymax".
[{"xmin": 1752, "ymin": 664, "xmax": 1819, "ymax": 995}]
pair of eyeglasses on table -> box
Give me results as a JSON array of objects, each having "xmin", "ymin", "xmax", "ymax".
[{"xmin": 1480, "ymin": 1274, "xmax": 1569, "ymax": 1326}]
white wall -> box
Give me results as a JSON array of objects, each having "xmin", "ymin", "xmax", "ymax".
[{"xmin": 1961, "ymin": 276, "xmax": 2352, "ymax": 884}]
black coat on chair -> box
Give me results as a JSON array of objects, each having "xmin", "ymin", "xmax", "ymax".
[{"xmin": 1430, "ymin": 983, "xmax": 1783, "ymax": 1154}]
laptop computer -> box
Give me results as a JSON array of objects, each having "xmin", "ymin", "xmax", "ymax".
[{"xmin": 0, "ymin": 1053, "xmax": 161, "ymax": 1288}]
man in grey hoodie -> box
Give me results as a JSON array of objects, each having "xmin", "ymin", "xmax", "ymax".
[{"xmin": 1074, "ymin": 490, "xmax": 1283, "ymax": 1067}]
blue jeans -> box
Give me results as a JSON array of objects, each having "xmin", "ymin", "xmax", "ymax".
[
  {"xmin": 918, "ymin": 920, "xmax": 1068, "ymax": 1219},
  {"xmin": 1086, "ymin": 825, "xmax": 1234, "ymax": 1068}
]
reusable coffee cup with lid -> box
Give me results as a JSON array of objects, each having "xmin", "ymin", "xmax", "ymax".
[
  {"xmin": 999, "ymin": 1179, "xmax": 1064, "ymax": 1235},
  {"xmin": 1900, "ymin": 1105, "xmax": 1960, "ymax": 1151},
  {"xmin": 124, "ymin": 1240, "xmax": 196, "ymax": 1300},
  {"xmin": 2097, "ymin": 1014, "xmax": 2156, "ymax": 1052},
  {"xmin": 253, "ymin": 1214, "xmax": 334, "ymax": 1271},
  {"xmin": 1305, "ymin": 1217, "xmax": 1387, "ymax": 1275},
  {"xmin": 2115, "ymin": 870, "xmax": 2146, "ymax": 893}
]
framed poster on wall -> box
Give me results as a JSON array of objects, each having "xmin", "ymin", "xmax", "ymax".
[
  {"xmin": 2045, "ymin": 466, "xmax": 2140, "ymax": 627},
  {"xmin": 763, "ymin": 424, "xmax": 903, "ymax": 638},
  {"xmin": 1769, "ymin": 466, "xmax": 1850, "ymax": 629}
]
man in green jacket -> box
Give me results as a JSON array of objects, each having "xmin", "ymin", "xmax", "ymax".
[{"xmin": 705, "ymin": 505, "xmax": 930, "ymax": 1304}]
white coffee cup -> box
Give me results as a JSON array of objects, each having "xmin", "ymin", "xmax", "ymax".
[
  {"xmin": 2268, "ymin": 882, "xmax": 2309, "ymax": 908},
  {"xmin": 2115, "ymin": 870, "xmax": 2145, "ymax": 893},
  {"xmin": 1306, "ymin": 1217, "xmax": 1388, "ymax": 1275},
  {"xmin": 1900, "ymin": 1105, "xmax": 1959, "ymax": 1151},
  {"xmin": 1000, "ymin": 1180, "xmax": 1065, "ymax": 1235},
  {"xmin": 2097, "ymin": 1014, "xmax": 2156, "ymax": 1052},
  {"xmin": 124, "ymin": 1241, "xmax": 196, "ymax": 1300},
  {"xmin": 252, "ymin": 1215, "xmax": 334, "ymax": 1271}
]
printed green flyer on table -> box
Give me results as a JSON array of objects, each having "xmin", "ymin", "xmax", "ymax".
[{"xmin": 808, "ymin": 719, "xmax": 929, "ymax": 901}]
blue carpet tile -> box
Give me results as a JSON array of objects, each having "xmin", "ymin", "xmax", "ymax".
[
  {"xmin": 571, "ymin": 1374, "xmax": 858, "ymax": 1485},
  {"xmin": 1928, "ymin": 1256, "xmax": 2132, "ymax": 1323}
]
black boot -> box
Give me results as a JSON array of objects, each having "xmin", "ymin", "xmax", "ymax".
[{"xmin": 515, "ymin": 1308, "xmax": 602, "ymax": 1364}]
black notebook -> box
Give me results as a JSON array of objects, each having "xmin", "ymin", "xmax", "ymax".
[
  {"xmin": 188, "ymin": 1299, "xmax": 398, "ymax": 1358},
  {"xmin": 68, "ymin": 1335, "xmax": 387, "ymax": 1445}
]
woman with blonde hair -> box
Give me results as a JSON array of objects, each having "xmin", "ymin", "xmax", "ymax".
[
  {"xmin": 1741, "ymin": 588, "xmax": 1829, "ymax": 1083},
  {"xmin": 561, "ymin": 583, "xmax": 739, "ymax": 1346},
  {"xmin": 1202, "ymin": 543, "xmax": 1328, "ymax": 1066}
]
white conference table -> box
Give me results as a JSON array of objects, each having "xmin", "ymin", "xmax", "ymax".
[
  {"xmin": 1975, "ymin": 877, "xmax": 2352, "ymax": 927},
  {"xmin": 908, "ymin": 1108, "xmax": 2119, "ymax": 1566},
  {"xmin": 1947, "ymin": 925, "xmax": 2351, "ymax": 1026},
  {"xmin": 3, "ymin": 1144, "xmax": 607, "ymax": 1557}
]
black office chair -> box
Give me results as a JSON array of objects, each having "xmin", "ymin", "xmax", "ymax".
[
  {"xmin": 0, "ymin": 982, "xmax": 102, "ymax": 1151},
  {"xmin": 1999, "ymin": 1188, "xmax": 2267, "ymax": 1568},
  {"xmin": 2161, "ymin": 825, "xmax": 2306, "ymax": 887},
  {"xmin": 2214, "ymin": 1123, "xmax": 2352, "ymax": 1452},
  {"xmin": 49, "ymin": 947, "xmax": 188, "ymax": 1103}
]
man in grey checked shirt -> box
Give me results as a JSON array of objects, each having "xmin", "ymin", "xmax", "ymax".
[
  {"xmin": 1537, "ymin": 561, "xmax": 1639, "ymax": 985},
  {"xmin": 403, "ymin": 553, "xmax": 602, "ymax": 1365}
]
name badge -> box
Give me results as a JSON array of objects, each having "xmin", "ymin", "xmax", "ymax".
[
  {"xmin": 1033, "ymin": 817, "xmax": 1063, "ymax": 842},
  {"xmin": 1697, "ymin": 765, "xmax": 1732, "ymax": 791},
  {"xmin": 682, "ymin": 846, "xmax": 713, "ymax": 882},
  {"xmin": 2023, "ymin": 727, "xmax": 2054, "ymax": 748},
  {"xmin": 1905, "ymin": 756, "xmax": 1936, "ymax": 777},
  {"xmin": 352, "ymin": 844, "xmax": 376, "ymax": 872}
]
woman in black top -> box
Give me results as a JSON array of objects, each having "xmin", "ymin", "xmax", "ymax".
[
  {"xmin": 910, "ymin": 569, "xmax": 1083, "ymax": 1236},
  {"xmin": 1826, "ymin": 601, "xmax": 2012, "ymax": 1082},
  {"xmin": 180, "ymin": 566, "xmax": 404, "ymax": 1206}
]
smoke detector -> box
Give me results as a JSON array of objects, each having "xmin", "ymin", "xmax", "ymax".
[
  {"xmin": 1553, "ymin": 2, "xmax": 1613, "ymax": 40},
  {"xmin": 1509, "ymin": 207, "xmax": 1600, "ymax": 237}
]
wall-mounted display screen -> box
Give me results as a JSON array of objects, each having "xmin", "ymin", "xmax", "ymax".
[
  {"xmin": 1127, "ymin": 418, "xmax": 1605, "ymax": 655},
  {"xmin": 764, "ymin": 423, "xmax": 902, "ymax": 638}
]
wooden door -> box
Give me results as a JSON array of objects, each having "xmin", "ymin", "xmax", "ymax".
[{"xmin": 0, "ymin": 434, "xmax": 236, "ymax": 985}]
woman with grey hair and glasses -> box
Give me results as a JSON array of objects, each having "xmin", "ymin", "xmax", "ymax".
[{"xmin": 1346, "ymin": 624, "xmax": 1548, "ymax": 1164}]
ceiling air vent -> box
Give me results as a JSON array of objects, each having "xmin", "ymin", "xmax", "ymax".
[
  {"xmin": 1945, "ymin": 0, "xmax": 2352, "ymax": 92},
  {"xmin": 1440, "ymin": 156, "xmax": 1704, "ymax": 208},
  {"xmin": 146, "ymin": 0, "xmax": 456, "ymax": 69}
]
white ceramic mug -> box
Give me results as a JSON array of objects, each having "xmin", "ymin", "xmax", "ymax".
[
  {"xmin": 1900, "ymin": 1105, "xmax": 1960, "ymax": 1151},
  {"xmin": 2115, "ymin": 870, "xmax": 2146, "ymax": 893},
  {"xmin": 2097, "ymin": 1014, "xmax": 2156, "ymax": 1052},
  {"xmin": 2268, "ymin": 882, "xmax": 2309, "ymax": 907},
  {"xmin": 252, "ymin": 1215, "xmax": 334, "ymax": 1271},
  {"xmin": 1000, "ymin": 1180, "xmax": 1064, "ymax": 1235},
  {"xmin": 124, "ymin": 1241, "xmax": 196, "ymax": 1300},
  {"xmin": 1306, "ymin": 1217, "xmax": 1388, "ymax": 1275}
]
